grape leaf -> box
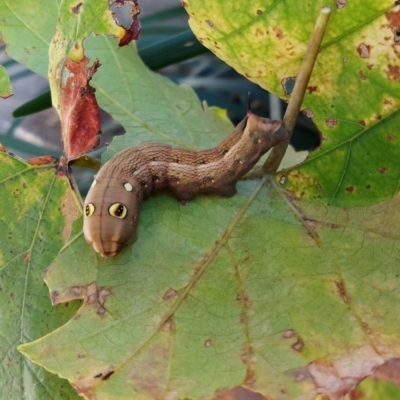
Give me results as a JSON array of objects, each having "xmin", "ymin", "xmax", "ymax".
[
  {"xmin": 19, "ymin": 173, "xmax": 400, "ymax": 399},
  {"xmin": 1, "ymin": 1, "xmax": 400, "ymax": 399},
  {"xmin": 0, "ymin": 149, "xmax": 81, "ymax": 400},
  {"xmin": 185, "ymin": 0, "xmax": 400, "ymax": 206}
]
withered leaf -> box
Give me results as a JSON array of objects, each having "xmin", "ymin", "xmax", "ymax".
[{"xmin": 60, "ymin": 57, "xmax": 101, "ymax": 161}]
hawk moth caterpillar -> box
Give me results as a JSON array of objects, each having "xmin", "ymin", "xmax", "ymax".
[{"xmin": 83, "ymin": 112, "xmax": 288, "ymax": 257}]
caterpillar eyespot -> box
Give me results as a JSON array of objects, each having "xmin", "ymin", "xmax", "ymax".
[
  {"xmin": 109, "ymin": 203, "xmax": 128, "ymax": 219},
  {"xmin": 83, "ymin": 113, "xmax": 288, "ymax": 257},
  {"xmin": 124, "ymin": 183, "xmax": 133, "ymax": 192},
  {"xmin": 85, "ymin": 203, "xmax": 95, "ymax": 217}
]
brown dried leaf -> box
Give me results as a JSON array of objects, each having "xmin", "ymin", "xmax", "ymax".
[
  {"xmin": 27, "ymin": 155, "xmax": 57, "ymax": 165},
  {"xmin": 60, "ymin": 57, "xmax": 101, "ymax": 160}
]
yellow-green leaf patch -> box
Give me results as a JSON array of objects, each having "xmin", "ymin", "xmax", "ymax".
[{"xmin": 185, "ymin": 0, "xmax": 400, "ymax": 206}]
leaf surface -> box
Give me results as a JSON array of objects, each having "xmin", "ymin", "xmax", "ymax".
[
  {"xmin": 18, "ymin": 33, "xmax": 400, "ymax": 400},
  {"xmin": 0, "ymin": 149, "xmax": 81, "ymax": 400},
  {"xmin": 185, "ymin": 0, "xmax": 400, "ymax": 206},
  {"xmin": 0, "ymin": 65, "xmax": 12, "ymax": 98},
  {"xmin": 20, "ymin": 174, "xmax": 400, "ymax": 400}
]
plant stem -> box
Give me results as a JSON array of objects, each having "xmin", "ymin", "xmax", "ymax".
[{"xmin": 263, "ymin": 6, "xmax": 331, "ymax": 173}]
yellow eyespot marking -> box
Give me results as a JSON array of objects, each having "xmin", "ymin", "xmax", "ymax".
[
  {"xmin": 85, "ymin": 203, "xmax": 95, "ymax": 218},
  {"xmin": 109, "ymin": 203, "xmax": 127, "ymax": 219},
  {"xmin": 91, "ymin": 179, "xmax": 97, "ymax": 188},
  {"xmin": 124, "ymin": 182, "xmax": 133, "ymax": 192}
]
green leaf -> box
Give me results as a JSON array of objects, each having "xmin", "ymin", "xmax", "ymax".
[
  {"xmin": 12, "ymin": 29, "xmax": 207, "ymax": 118},
  {"xmin": 185, "ymin": 0, "xmax": 400, "ymax": 206},
  {"xmin": 2, "ymin": 2, "xmax": 400, "ymax": 400},
  {"xmin": 0, "ymin": 1, "xmax": 59, "ymax": 76},
  {"xmin": 355, "ymin": 377, "xmax": 400, "ymax": 399},
  {"xmin": 81, "ymin": 35, "xmax": 233, "ymax": 158},
  {"xmin": 19, "ymin": 174, "xmax": 400, "ymax": 399},
  {"xmin": 0, "ymin": 65, "xmax": 13, "ymax": 98},
  {"xmin": 0, "ymin": 150, "xmax": 81, "ymax": 399},
  {"xmin": 16, "ymin": 34, "xmax": 400, "ymax": 400}
]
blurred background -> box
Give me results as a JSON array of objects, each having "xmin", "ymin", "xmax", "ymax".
[{"xmin": 0, "ymin": 0, "xmax": 319, "ymax": 166}]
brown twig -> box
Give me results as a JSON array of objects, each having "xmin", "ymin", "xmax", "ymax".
[{"xmin": 263, "ymin": 6, "xmax": 331, "ymax": 173}]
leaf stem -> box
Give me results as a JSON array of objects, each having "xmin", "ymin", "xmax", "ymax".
[{"xmin": 263, "ymin": 6, "xmax": 331, "ymax": 173}]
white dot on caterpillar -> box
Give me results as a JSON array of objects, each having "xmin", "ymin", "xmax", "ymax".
[
  {"xmin": 124, "ymin": 183, "xmax": 133, "ymax": 192},
  {"xmin": 90, "ymin": 179, "xmax": 97, "ymax": 188}
]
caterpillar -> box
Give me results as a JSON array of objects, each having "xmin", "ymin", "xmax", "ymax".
[{"xmin": 83, "ymin": 112, "xmax": 288, "ymax": 257}]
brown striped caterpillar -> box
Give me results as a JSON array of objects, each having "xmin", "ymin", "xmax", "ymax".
[{"xmin": 83, "ymin": 112, "xmax": 288, "ymax": 257}]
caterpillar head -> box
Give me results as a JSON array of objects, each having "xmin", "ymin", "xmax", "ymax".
[{"xmin": 83, "ymin": 175, "xmax": 140, "ymax": 257}]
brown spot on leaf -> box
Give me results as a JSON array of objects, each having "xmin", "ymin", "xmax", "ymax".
[
  {"xmin": 386, "ymin": 10, "xmax": 400, "ymax": 44},
  {"xmin": 0, "ymin": 143, "xmax": 7, "ymax": 153},
  {"xmin": 60, "ymin": 57, "xmax": 101, "ymax": 160},
  {"xmin": 387, "ymin": 134, "xmax": 394, "ymax": 141},
  {"xmin": 380, "ymin": 167, "xmax": 388, "ymax": 174},
  {"xmin": 181, "ymin": 1, "xmax": 188, "ymax": 7},
  {"xmin": 357, "ymin": 43, "xmax": 370, "ymax": 58},
  {"xmin": 302, "ymin": 108, "xmax": 315, "ymax": 118},
  {"xmin": 336, "ymin": 0, "xmax": 347, "ymax": 9},
  {"xmin": 361, "ymin": 321, "xmax": 372, "ymax": 334},
  {"xmin": 51, "ymin": 282, "xmax": 111, "ymax": 315},
  {"xmin": 346, "ymin": 186, "xmax": 355, "ymax": 193},
  {"xmin": 241, "ymin": 344, "xmax": 253, "ymax": 366},
  {"xmin": 316, "ymin": 184, "xmax": 322, "ymax": 191},
  {"xmin": 28, "ymin": 155, "xmax": 56, "ymax": 165},
  {"xmin": 206, "ymin": 19, "xmax": 215, "ymax": 29},
  {"xmin": 257, "ymin": 9, "xmax": 263, "ymax": 15},
  {"xmin": 292, "ymin": 338, "xmax": 304, "ymax": 352},
  {"xmin": 373, "ymin": 358, "xmax": 400, "ymax": 385},
  {"xmin": 72, "ymin": 2, "xmax": 82, "ymax": 14},
  {"xmin": 282, "ymin": 329, "xmax": 297, "ymax": 339},
  {"xmin": 307, "ymin": 86, "xmax": 318, "ymax": 94},
  {"xmin": 161, "ymin": 317, "xmax": 174, "ymax": 333},
  {"xmin": 308, "ymin": 348, "xmax": 384, "ymax": 399},
  {"xmin": 73, "ymin": 367, "xmax": 114, "ymax": 398},
  {"xmin": 204, "ymin": 339, "xmax": 212, "ymax": 347},
  {"xmin": 387, "ymin": 64, "xmax": 400, "ymax": 81},
  {"xmin": 101, "ymin": 370, "xmax": 114, "ymax": 381},
  {"xmin": 326, "ymin": 118, "xmax": 337, "ymax": 128},
  {"xmin": 359, "ymin": 70, "xmax": 367, "ymax": 80},
  {"xmin": 272, "ymin": 26, "xmax": 284, "ymax": 39},
  {"xmin": 163, "ymin": 288, "xmax": 177, "ymax": 300},
  {"xmin": 23, "ymin": 253, "xmax": 30, "ymax": 263},
  {"xmin": 359, "ymin": 120, "xmax": 366, "ymax": 126},
  {"xmin": 293, "ymin": 368, "xmax": 311, "ymax": 382},
  {"xmin": 343, "ymin": 56, "xmax": 348, "ymax": 63},
  {"xmin": 334, "ymin": 280, "xmax": 348, "ymax": 303}
]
